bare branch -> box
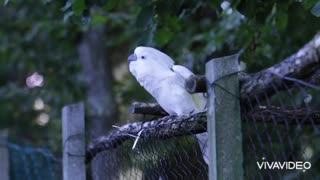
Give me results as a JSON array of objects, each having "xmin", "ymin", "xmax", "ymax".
[
  {"xmin": 245, "ymin": 106, "xmax": 320, "ymax": 124},
  {"xmin": 130, "ymin": 102, "xmax": 168, "ymax": 116},
  {"xmin": 86, "ymin": 112, "xmax": 207, "ymax": 164},
  {"xmin": 185, "ymin": 75, "xmax": 207, "ymax": 93}
]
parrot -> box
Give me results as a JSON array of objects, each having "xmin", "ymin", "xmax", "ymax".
[{"xmin": 127, "ymin": 46, "xmax": 208, "ymax": 164}]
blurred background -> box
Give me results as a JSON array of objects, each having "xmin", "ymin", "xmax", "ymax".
[{"xmin": 1, "ymin": 0, "xmax": 320, "ymax": 179}]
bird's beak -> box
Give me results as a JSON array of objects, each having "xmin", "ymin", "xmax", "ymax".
[{"xmin": 128, "ymin": 53, "xmax": 137, "ymax": 64}]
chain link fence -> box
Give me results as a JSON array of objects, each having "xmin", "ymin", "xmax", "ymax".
[
  {"xmin": 242, "ymin": 80, "xmax": 320, "ymax": 179},
  {"xmin": 91, "ymin": 135, "xmax": 208, "ymax": 179},
  {"xmin": 8, "ymin": 143, "xmax": 61, "ymax": 180}
]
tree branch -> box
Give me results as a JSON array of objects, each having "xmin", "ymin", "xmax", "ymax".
[
  {"xmin": 185, "ymin": 34, "xmax": 320, "ymax": 100},
  {"xmin": 130, "ymin": 102, "xmax": 168, "ymax": 116},
  {"xmin": 246, "ymin": 106, "xmax": 320, "ymax": 124},
  {"xmin": 185, "ymin": 75, "xmax": 207, "ymax": 93},
  {"xmin": 240, "ymin": 33, "xmax": 320, "ymax": 100},
  {"xmin": 86, "ymin": 112, "xmax": 207, "ymax": 164}
]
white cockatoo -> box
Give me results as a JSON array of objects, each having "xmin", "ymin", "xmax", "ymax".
[{"xmin": 128, "ymin": 46, "xmax": 208, "ymax": 164}]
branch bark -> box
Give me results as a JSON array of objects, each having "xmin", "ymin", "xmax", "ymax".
[
  {"xmin": 185, "ymin": 75, "xmax": 207, "ymax": 93},
  {"xmin": 130, "ymin": 102, "xmax": 168, "ymax": 116}
]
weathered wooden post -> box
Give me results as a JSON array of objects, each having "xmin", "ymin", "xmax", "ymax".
[
  {"xmin": 62, "ymin": 102, "xmax": 86, "ymax": 180},
  {"xmin": 0, "ymin": 129, "xmax": 9, "ymax": 180},
  {"xmin": 206, "ymin": 55, "xmax": 243, "ymax": 180}
]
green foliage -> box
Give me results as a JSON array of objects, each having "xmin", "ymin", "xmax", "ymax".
[
  {"xmin": 302, "ymin": 0, "xmax": 319, "ymax": 10},
  {"xmin": 72, "ymin": 0, "xmax": 86, "ymax": 15}
]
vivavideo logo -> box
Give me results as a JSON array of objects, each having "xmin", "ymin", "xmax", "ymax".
[{"xmin": 257, "ymin": 157, "xmax": 311, "ymax": 171}]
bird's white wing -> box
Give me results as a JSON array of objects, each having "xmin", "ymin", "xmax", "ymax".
[
  {"xmin": 172, "ymin": 65, "xmax": 207, "ymax": 112},
  {"xmin": 172, "ymin": 65, "xmax": 208, "ymax": 164},
  {"xmin": 172, "ymin": 65, "xmax": 194, "ymax": 80}
]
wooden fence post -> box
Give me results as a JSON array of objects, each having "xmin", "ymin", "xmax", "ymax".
[
  {"xmin": 206, "ymin": 55, "xmax": 243, "ymax": 180},
  {"xmin": 0, "ymin": 129, "xmax": 9, "ymax": 180},
  {"xmin": 62, "ymin": 102, "xmax": 86, "ymax": 180}
]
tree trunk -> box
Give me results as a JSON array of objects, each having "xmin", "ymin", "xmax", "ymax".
[{"xmin": 79, "ymin": 25, "xmax": 118, "ymax": 180}]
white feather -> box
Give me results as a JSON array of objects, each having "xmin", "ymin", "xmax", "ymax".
[{"xmin": 172, "ymin": 65, "xmax": 194, "ymax": 80}]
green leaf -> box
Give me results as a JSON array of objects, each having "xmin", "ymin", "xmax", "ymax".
[
  {"xmin": 91, "ymin": 14, "xmax": 108, "ymax": 26},
  {"xmin": 72, "ymin": 0, "xmax": 85, "ymax": 16},
  {"xmin": 103, "ymin": 0, "xmax": 118, "ymax": 11},
  {"xmin": 275, "ymin": 3, "xmax": 288, "ymax": 32},
  {"xmin": 136, "ymin": 0, "xmax": 152, "ymax": 6},
  {"xmin": 311, "ymin": 1, "xmax": 320, "ymax": 17},
  {"xmin": 303, "ymin": 0, "xmax": 318, "ymax": 10},
  {"xmin": 165, "ymin": 16, "xmax": 181, "ymax": 32},
  {"xmin": 155, "ymin": 28, "xmax": 173, "ymax": 46}
]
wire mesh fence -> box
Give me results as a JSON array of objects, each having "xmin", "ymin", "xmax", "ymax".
[
  {"xmin": 87, "ymin": 112, "xmax": 208, "ymax": 180},
  {"xmin": 8, "ymin": 143, "xmax": 61, "ymax": 180},
  {"xmin": 90, "ymin": 134, "xmax": 208, "ymax": 180},
  {"xmin": 242, "ymin": 79, "xmax": 320, "ymax": 179},
  {"xmin": 87, "ymin": 75, "xmax": 320, "ymax": 180}
]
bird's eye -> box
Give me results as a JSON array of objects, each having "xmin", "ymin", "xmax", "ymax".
[{"xmin": 141, "ymin": 56, "xmax": 145, "ymax": 59}]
